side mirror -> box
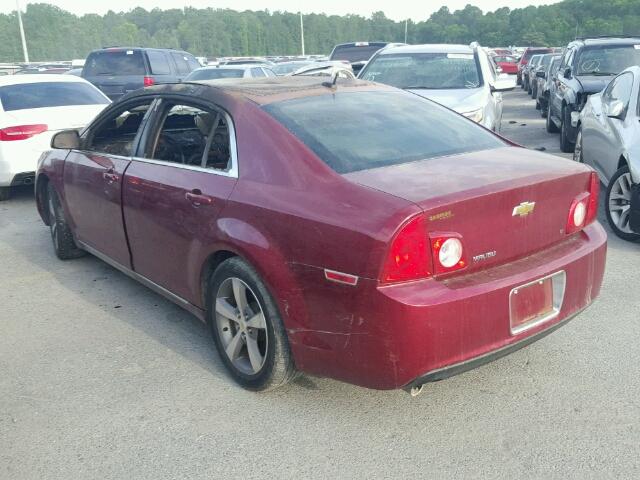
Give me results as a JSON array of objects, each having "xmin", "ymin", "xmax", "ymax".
[
  {"xmin": 51, "ymin": 130, "xmax": 80, "ymax": 150},
  {"xmin": 536, "ymin": 70, "xmax": 546, "ymax": 78},
  {"xmin": 491, "ymin": 75, "xmax": 516, "ymax": 92},
  {"xmin": 607, "ymin": 100, "xmax": 627, "ymax": 120},
  {"xmin": 563, "ymin": 67, "xmax": 572, "ymax": 79}
]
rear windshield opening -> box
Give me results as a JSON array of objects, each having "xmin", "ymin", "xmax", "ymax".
[
  {"xmin": 83, "ymin": 50, "xmax": 145, "ymax": 76},
  {"xmin": 331, "ymin": 45, "xmax": 382, "ymax": 63},
  {"xmin": 0, "ymin": 82, "xmax": 109, "ymax": 111},
  {"xmin": 264, "ymin": 90, "xmax": 504, "ymax": 174}
]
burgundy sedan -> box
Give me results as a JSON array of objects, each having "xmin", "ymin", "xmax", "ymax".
[{"xmin": 35, "ymin": 77, "xmax": 606, "ymax": 392}]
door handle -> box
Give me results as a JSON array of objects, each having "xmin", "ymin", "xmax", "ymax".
[
  {"xmin": 103, "ymin": 171, "xmax": 119, "ymax": 183},
  {"xmin": 185, "ymin": 189, "xmax": 213, "ymax": 206}
]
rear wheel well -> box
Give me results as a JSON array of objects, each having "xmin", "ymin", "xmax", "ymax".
[
  {"xmin": 618, "ymin": 156, "xmax": 628, "ymax": 170},
  {"xmin": 200, "ymin": 250, "xmax": 237, "ymax": 306}
]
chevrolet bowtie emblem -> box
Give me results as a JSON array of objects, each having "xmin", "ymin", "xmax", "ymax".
[{"xmin": 512, "ymin": 201, "xmax": 536, "ymax": 217}]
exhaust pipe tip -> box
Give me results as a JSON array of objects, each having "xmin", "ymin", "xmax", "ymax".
[{"xmin": 409, "ymin": 385, "xmax": 424, "ymax": 397}]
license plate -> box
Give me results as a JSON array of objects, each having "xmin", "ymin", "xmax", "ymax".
[{"xmin": 509, "ymin": 271, "xmax": 566, "ymax": 335}]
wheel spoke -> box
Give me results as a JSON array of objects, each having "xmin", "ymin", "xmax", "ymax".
[
  {"xmin": 232, "ymin": 278, "xmax": 249, "ymax": 316},
  {"xmin": 610, "ymin": 193, "xmax": 629, "ymax": 202},
  {"xmin": 618, "ymin": 207, "xmax": 630, "ymax": 229},
  {"xmin": 225, "ymin": 331, "xmax": 244, "ymax": 361},
  {"xmin": 246, "ymin": 311, "xmax": 266, "ymax": 330},
  {"xmin": 246, "ymin": 335, "xmax": 263, "ymax": 373},
  {"xmin": 216, "ymin": 297, "xmax": 239, "ymax": 321},
  {"xmin": 609, "ymin": 203, "xmax": 627, "ymax": 212}
]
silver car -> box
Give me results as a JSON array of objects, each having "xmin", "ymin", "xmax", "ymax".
[
  {"xmin": 185, "ymin": 64, "xmax": 276, "ymax": 81},
  {"xmin": 576, "ymin": 66, "xmax": 640, "ymax": 241},
  {"xmin": 358, "ymin": 43, "xmax": 515, "ymax": 131}
]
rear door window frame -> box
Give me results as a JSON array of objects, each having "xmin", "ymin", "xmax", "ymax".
[{"xmin": 132, "ymin": 95, "xmax": 239, "ymax": 178}]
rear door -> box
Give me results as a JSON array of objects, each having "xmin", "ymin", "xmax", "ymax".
[
  {"xmin": 122, "ymin": 98, "xmax": 238, "ymax": 304},
  {"xmin": 63, "ymin": 98, "xmax": 156, "ymax": 268},
  {"xmin": 146, "ymin": 50, "xmax": 175, "ymax": 84},
  {"xmin": 82, "ymin": 49, "xmax": 147, "ymax": 101}
]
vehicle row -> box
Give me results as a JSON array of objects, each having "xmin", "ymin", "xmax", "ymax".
[{"xmin": 521, "ymin": 36, "xmax": 640, "ymax": 242}]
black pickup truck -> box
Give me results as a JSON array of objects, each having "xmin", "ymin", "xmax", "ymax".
[{"xmin": 547, "ymin": 36, "xmax": 640, "ymax": 152}]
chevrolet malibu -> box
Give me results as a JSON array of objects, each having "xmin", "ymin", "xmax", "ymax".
[{"xmin": 35, "ymin": 77, "xmax": 607, "ymax": 392}]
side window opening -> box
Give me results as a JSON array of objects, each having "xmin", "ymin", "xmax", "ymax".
[
  {"xmin": 147, "ymin": 103, "xmax": 231, "ymax": 171},
  {"xmin": 87, "ymin": 101, "xmax": 153, "ymax": 157},
  {"xmin": 147, "ymin": 51, "xmax": 172, "ymax": 75}
]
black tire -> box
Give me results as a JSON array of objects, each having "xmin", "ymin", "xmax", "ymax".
[
  {"xmin": 605, "ymin": 166, "xmax": 640, "ymax": 242},
  {"xmin": 0, "ymin": 186, "xmax": 10, "ymax": 202},
  {"xmin": 573, "ymin": 127, "xmax": 584, "ymax": 163},
  {"xmin": 560, "ymin": 107, "xmax": 575, "ymax": 153},
  {"xmin": 546, "ymin": 103, "xmax": 560, "ymax": 133},
  {"xmin": 531, "ymin": 83, "xmax": 537, "ymax": 99},
  {"xmin": 207, "ymin": 257, "xmax": 298, "ymax": 391},
  {"xmin": 535, "ymin": 98, "xmax": 541, "ymax": 110},
  {"xmin": 47, "ymin": 184, "xmax": 85, "ymax": 260}
]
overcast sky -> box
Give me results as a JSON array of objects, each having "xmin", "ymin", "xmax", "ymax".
[{"xmin": 6, "ymin": 0, "xmax": 558, "ymax": 22}]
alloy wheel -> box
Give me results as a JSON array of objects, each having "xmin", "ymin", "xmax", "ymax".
[
  {"xmin": 215, "ymin": 277, "xmax": 268, "ymax": 375},
  {"xmin": 609, "ymin": 172, "xmax": 635, "ymax": 234}
]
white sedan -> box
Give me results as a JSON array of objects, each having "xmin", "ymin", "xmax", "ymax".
[{"xmin": 0, "ymin": 75, "xmax": 110, "ymax": 201}]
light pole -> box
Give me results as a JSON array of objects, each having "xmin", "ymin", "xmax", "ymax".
[
  {"xmin": 16, "ymin": 0, "xmax": 29, "ymax": 63},
  {"xmin": 404, "ymin": 19, "xmax": 408, "ymax": 44},
  {"xmin": 300, "ymin": 12, "xmax": 305, "ymax": 56}
]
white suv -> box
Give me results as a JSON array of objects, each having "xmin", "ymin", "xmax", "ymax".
[{"xmin": 358, "ymin": 43, "xmax": 515, "ymax": 131}]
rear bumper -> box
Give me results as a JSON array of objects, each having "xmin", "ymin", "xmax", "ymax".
[{"xmin": 292, "ymin": 222, "xmax": 607, "ymax": 390}]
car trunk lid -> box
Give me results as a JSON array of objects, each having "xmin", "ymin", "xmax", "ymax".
[{"xmin": 343, "ymin": 146, "xmax": 594, "ymax": 274}]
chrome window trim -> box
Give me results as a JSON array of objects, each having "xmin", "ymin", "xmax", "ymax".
[{"xmin": 131, "ymin": 108, "xmax": 239, "ymax": 179}]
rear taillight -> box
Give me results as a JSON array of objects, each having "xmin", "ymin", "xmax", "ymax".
[
  {"xmin": 0, "ymin": 124, "xmax": 48, "ymax": 141},
  {"xmin": 380, "ymin": 217, "xmax": 469, "ymax": 284},
  {"xmin": 566, "ymin": 172, "xmax": 600, "ymax": 234},
  {"xmin": 380, "ymin": 215, "xmax": 432, "ymax": 283},
  {"xmin": 586, "ymin": 172, "xmax": 600, "ymax": 224},
  {"xmin": 143, "ymin": 76, "xmax": 155, "ymax": 87},
  {"xmin": 430, "ymin": 233, "xmax": 467, "ymax": 275}
]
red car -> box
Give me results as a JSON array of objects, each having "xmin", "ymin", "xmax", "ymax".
[
  {"xmin": 493, "ymin": 55, "xmax": 519, "ymax": 75},
  {"xmin": 35, "ymin": 77, "xmax": 606, "ymax": 392}
]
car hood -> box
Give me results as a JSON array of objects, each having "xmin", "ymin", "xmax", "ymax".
[
  {"xmin": 407, "ymin": 88, "xmax": 486, "ymax": 114},
  {"xmin": 576, "ymin": 75, "xmax": 613, "ymax": 94}
]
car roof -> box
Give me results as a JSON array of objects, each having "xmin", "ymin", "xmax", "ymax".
[
  {"xmin": 89, "ymin": 47, "xmax": 189, "ymax": 54},
  {"xmin": 333, "ymin": 42, "xmax": 389, "ymax": 48},
  {"xmin": 571, "ymin": 37, "xmax": 640, "ymax": 47},
  {"xmin": 195, "ymin": 65, "xmax": 265, "ymax": 71},
  {"xmin": 0, "ymin": 73, "xmax": 90, "ymax": 86},
  {"xmin": 376, "ymin": 44, "xmax": 474, "ymax": 55},
  {"xmin": 174, "ymin": 76, "xmax": 389, "ymax": 106}
]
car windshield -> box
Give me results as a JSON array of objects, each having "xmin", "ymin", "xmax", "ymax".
[
  {"xmin": 83, "ymin": 50, "xmax": 145, "ymax": 76},
  {"xmin": 331, "ymin": 45, "xmax": 382, "ymax": 63},
  {"xmin": 360, "ymin": 52, "xmax": 481, "ymax": 90},
  {"xmin": 522, "ymin": 49, "xmax": 552, "ymax": 62},
  {"xmin": 263, "ymin": 90, "xmax": 503, "ymax": 174},
  {"xmin": 0, "ymin": 82, "xmax": 109, "ymax": 111},
  {"xmin": 540, "ymin": 55, "xmax": 554, "ymax": 68},
  {"xmin": 185, "ymin": 69, "xmax": 245, "ymax": 80},
  {"xmin": 494, "ymin": 56, "xmax": 517, "ymax": 63},
  {"xmin": 576, "ymin": 45, "xmax": 640, "ymax": 75},
  {"xmin": 272, "ymin": 62, "xmax": 312, "ymax": 75}
]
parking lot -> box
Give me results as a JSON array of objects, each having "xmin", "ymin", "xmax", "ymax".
[{"xmin": 1, "ymin": 88, "xmax": 639, "ymax": 479}]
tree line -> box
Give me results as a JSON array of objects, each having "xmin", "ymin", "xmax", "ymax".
[{"xmin": 1, "ymin": 0, "xmax": 639, "ymax": 62}]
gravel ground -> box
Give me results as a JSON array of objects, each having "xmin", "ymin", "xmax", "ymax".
[{"xmin": 1, "ymin": 89, "xmax": 639, "ymax": 479}]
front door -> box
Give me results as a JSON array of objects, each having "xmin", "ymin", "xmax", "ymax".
[
  {"xmin": 123, "ymin": 100, "xmax": 238, "ymax": 304},
  {"xmin": 63, "ymin": 99, "xmax": 155, "ymax": 268}
]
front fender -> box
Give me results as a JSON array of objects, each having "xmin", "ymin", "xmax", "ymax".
[{"xmin": 35, "ymin": 149, "xmax": 70, "ymax": 225}]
